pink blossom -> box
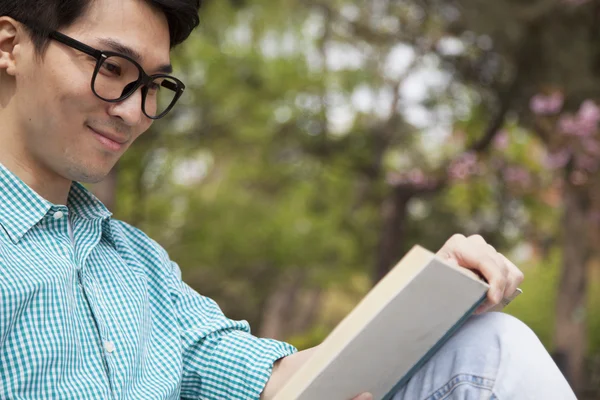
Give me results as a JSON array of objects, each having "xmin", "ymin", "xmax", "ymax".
[
  {"xmin": 503, "ymin": 166, "xmax": 532, "ymax": 187},
  {"xmin": 558, "ymin": 115, "xmax": 580, "ymax": 135},
  {"xmin": 407, "ymin": 169, "xmax": 426, "ymax": 185},
  {"xmin": 582, "ymin": 137, "xmax": 600, "ymax": 156},
  {"xmin": 530, "ymin": 92, "xmax": 564, "ymax": 115},
  {"xmin": 386, "ymin": 170, "xmax": 434, "ymax": 188},
  {"xmin": 448, "ymin": 152, "xmax": 478, "ymax": 180},
  {"xmin": 449, "ymin": 164, "xmax": 469, "ymax": 180},
  {"xmin": 544, "ymin": 149, "xmax": 571, "ymax": 169},
  {"xmin": 558, "ymin": 100, "xmax": 600, "ymax": 137},
  {"xmin": 493, "ymin": 130, "xmax": 509, "ymax": 150},
  {"xmin": 577, "ymin": 100, "xmax": 600, "ymax": 135}
]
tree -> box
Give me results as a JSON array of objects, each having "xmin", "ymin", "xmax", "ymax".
[{"xmin": 103, "ymin": 0, "xmax": 600, "ymax": 394}]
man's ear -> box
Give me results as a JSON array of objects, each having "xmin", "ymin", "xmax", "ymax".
[{"xmin": 0, "ymin": 17, "xmax": 22, "ymax": 76}]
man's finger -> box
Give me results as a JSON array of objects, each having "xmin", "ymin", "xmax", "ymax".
[
  {"xmin": 459, "ymin": 238, "xmax": 508, "ymax": 304},
  {"xmin": 500, "ymin": 253, "xmax": 524, "ymax": 298}
]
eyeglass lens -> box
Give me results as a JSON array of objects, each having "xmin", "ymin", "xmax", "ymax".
[{"xmin": 93, "ymin": 55, "xmax": 179, "ymax": 118}]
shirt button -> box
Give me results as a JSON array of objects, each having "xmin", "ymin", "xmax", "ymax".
[
  {"xmin": 54, "ymin": 211, "xmax": 65, "ymax": 220},
  {"xmin": 103, "ymin": 341, "xmax": 116, "ymax": 354}
]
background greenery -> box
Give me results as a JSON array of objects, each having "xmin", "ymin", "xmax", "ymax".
[{"xmin": 93, "ymin": 0, "xmax": 600, "ymax": 397}]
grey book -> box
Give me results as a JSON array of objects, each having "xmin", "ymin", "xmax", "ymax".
[{"xmin": 273, "ymin": 245, "xmax": 521, "ymax": 400}]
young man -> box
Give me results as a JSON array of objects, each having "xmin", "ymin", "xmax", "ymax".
[{"xmin": 0, "ymin": 0, "xmax": 577, "ymax": 399}]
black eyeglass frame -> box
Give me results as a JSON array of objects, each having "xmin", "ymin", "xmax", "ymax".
[{"xmin": 49, "ymin": 30, "xmax": 185, "ymax": 120}]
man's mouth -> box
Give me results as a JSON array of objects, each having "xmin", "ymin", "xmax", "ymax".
[{"xmin": 87, "ymin": 126, "xmax": 128, "ymax": 152}]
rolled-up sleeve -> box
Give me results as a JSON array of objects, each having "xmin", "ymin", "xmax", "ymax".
[{"xmin": 170, "ymin": 262, "xmax": 298, "ymax": 400}]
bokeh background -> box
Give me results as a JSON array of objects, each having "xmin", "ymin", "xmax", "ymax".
[{"xmin": 91, "ymin": 0, "xmax": 600, "ymax": 397}]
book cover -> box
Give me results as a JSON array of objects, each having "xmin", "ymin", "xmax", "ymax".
[{"xmin": 273, "ymin": 245, "xmax": 520, "ymax": 400}]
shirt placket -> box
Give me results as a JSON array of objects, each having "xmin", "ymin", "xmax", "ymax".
[{"xmin": 70, "ymin": 216, "xmax": 117, "ymax": 399}]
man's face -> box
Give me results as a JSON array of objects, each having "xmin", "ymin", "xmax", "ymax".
[{"xmin": 11, "ymin": 0, "xmax": 172, "ymax": 183}]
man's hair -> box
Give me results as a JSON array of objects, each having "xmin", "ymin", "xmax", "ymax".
[{"xmin": 0, "ymin": 0, "xmax": 202, "ymax": 52}]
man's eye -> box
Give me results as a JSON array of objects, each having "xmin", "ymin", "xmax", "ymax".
[
  {"xmin": 101, "ymin": 62, "xmax": 122, "ymax": 76},
  {"xmin": 147, "ymin": 82, "xmax": 161, "ymax": 92}
]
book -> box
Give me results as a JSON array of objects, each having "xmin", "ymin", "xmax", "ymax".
[{"xmin": 272, "ymin": 245, "xmax": 522, "ymax": 400}]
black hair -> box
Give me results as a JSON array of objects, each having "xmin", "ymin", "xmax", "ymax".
[{"xmin": 0, "ymin": 0, "xmax": 202, "ymax": 52}]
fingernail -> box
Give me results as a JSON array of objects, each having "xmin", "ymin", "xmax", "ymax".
[{"xmin": 358, "ymin": 394, "xmax": 373, "ymax": 400}]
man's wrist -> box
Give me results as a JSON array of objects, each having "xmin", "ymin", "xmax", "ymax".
[{"xmin": 260, "ymin": 346, "xmax": 319, "ymax": 399}]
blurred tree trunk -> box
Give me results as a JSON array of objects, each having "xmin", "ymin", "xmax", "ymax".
[
  {"xmin": 289, "ymin": 288, "xmax": 323, "ymax": 334},
  {"xmin": 259, "ymin": 282, "xmax": 323, "ymax": 341},
  {"xmin": 554, "ymin": 182, "xmax": 591, "ymax": 394},
  {"xmin": 374, "ymin": 188, "xmax": 413, "ymax": 283},
  {"xmin": 90, "ymin": 165, "xmax": 119, "ymax": 211},
  {"xmin": 259, "ymin": 270, "xmax": 303, "ymax": 340}
]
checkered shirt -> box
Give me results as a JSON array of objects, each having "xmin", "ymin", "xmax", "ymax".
[{"xmin": 0, "ymin": 162, "xmax": 297, "ymax": 399}]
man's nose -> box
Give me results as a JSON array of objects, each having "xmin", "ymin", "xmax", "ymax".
[{"xmin": 107, "ymin": 83, "xmax": 146, "ymax": 126}]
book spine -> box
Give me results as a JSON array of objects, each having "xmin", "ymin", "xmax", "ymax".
[{"xmin": 381, "ymin": 293, "xmax": 488, "ymax": 400}]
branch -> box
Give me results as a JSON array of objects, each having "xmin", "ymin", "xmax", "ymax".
[
  {"xmin": 467, "ymin": 72, "xmax": 520, "ymax": 153},
  {"xmin": 390, "ymin": 23, "xmax": 537, "ymax": 197}
]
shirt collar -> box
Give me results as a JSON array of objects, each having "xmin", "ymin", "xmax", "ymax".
[
  {"xmin": 68, "ymin": 182, "xmax": 116, "ymax": 247},
  {"xmin": 0, "ymin": 163, "xmax": 114, "ymax": 245}
]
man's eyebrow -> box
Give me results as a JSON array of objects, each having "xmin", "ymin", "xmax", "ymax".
[{"xmin": 97, "ymin": 38, "xmax": 173, "ymax": 74}]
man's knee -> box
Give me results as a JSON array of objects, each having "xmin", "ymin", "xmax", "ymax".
[
  {"xmin": 464, "ymin": 312, "xmax": 541, "ymax": 347},
  {"xmin": 454, "ymin": 311, "xmax": 551, "ymax": 369}
]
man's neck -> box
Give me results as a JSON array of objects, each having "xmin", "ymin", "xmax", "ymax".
[
  {"xmin": 0, "ymin": 124, "xmax": 72, "ymax": 205},
  {"xmin": 2, "ymin": 157, "xmax": 72, "ymax": 206}
]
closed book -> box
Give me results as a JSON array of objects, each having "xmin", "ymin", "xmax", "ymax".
[{"xmin": 273, "ymin": 245, "xmax": 521, "ymax": 400}]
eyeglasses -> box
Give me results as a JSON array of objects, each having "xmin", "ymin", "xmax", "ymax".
[{"xmin": 49, "ymin": 31, "xmax": 185, "ymax": 120}]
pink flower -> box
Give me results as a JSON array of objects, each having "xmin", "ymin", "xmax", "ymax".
[
  {"xmin": 544, "ymin": 149, "xmax": 571, "ymax": 169},
  {"xmin": 407, "ymin": 169, "xmax": 426, "ymax": 185},
  {"xmin": 493, "ymin": 130, "xmax": 509, "ymax": 150},
  {"xmin": 530, "ymin": 92, "xmax": 564, "ymax": 115},
  {"xmin": 579, "ymin": 100, "xmax": 600, "ymax": 119},
  {"xmin": 448, "ymin": 152, "xmax": 478, "ymax": 181},
  {"xmin": 558, "ymin": 115, "xmax": 579, "ymax": 135},
  {"xmin": 577, "ymin": 100, "xmax": 600, "ymax": 135},
  {"xmin": 386, "ymin": 170, "xmax": 433, "ymax": 188},
  {"xmin": 449, "ymin": 165, "xmax": 469, "ymax": 180},
  {"xmin": 557, "ymin": 100, "xmax": 600, "ymax": 137},
  {"xmin": 503, "ymin": 166, "xmax": 532, "ymax": 187}
]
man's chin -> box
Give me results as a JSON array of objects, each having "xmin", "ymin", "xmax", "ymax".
[
  {"xmin": 81, "ymin": 174, "xmax": 112, "ymax": 184},
  {"xmin": 65, "ymin": 165, "xmax": 117, "ymax": 185}
]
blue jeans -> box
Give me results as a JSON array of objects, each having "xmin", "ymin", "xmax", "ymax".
[{"xmin": 392, "ymin": 312, "xmax": 577, "ymax": 400}]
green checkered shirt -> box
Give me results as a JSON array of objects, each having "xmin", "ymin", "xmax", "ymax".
[{"xmin": 0, "ymin": 162, "xmax": 297, "ymax": 399}]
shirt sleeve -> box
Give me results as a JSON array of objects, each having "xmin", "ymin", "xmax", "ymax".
[{"xmin": 168, "ymin": 261, "xmax": 298, "ymax": 400}]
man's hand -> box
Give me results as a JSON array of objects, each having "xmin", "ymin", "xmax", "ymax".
[
  {"xmin": 436, "ymin": 234, "xmax": 524, "ymax": 314},
  {"xmin": 263, "ymin": 234, "xmax": 521, "ymax": 400}
]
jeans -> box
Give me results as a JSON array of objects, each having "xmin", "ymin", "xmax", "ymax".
[{"xmin": 392, "ymin": 312, "xmax": 577, "ymax": 400}]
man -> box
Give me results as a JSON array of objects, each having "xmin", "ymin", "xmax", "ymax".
[{"xmin": 0, "ymin": 0, "xmax": 577, "ymax": 399}]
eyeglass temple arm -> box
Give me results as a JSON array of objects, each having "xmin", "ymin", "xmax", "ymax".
[{"xmin": 49, "ymin": 31, "xmax": 102, "ymax": 60}]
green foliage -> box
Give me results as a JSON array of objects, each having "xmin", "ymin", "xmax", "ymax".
[
  {"xmin": 107, "ymin": 0, "xmax": 600, "ymax": 362},
  {"xmin": 504, "ymin": 249, "xmax": 562, "ymax": 349}
]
